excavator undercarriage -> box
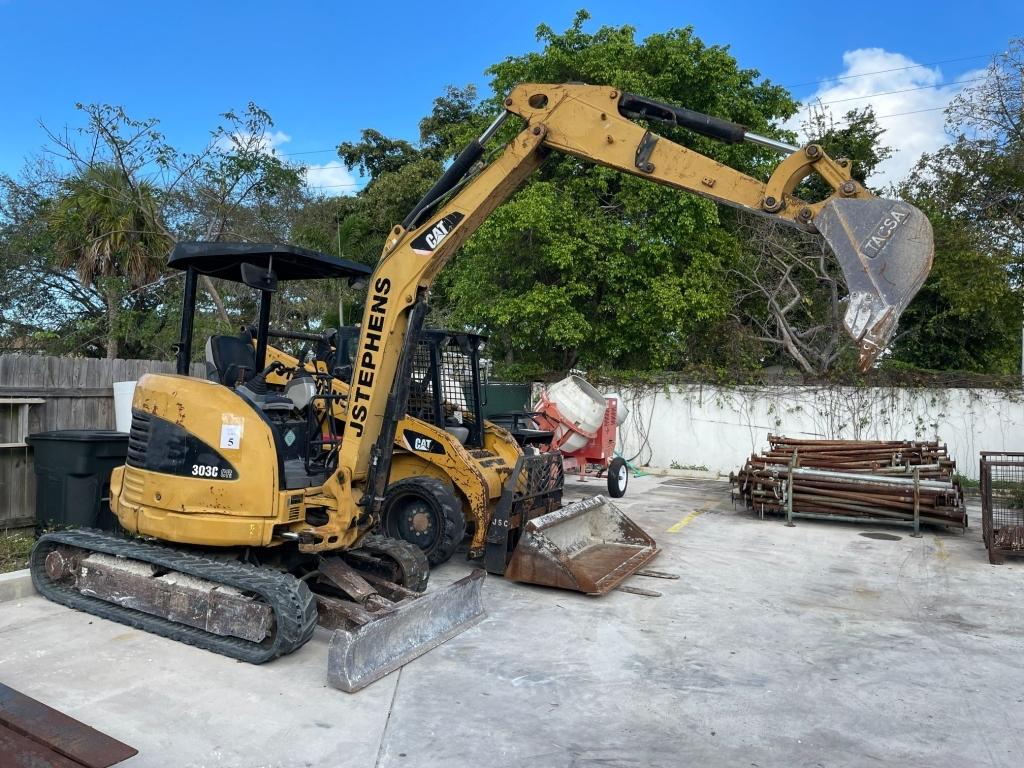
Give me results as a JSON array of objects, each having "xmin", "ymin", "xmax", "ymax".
[{"xmin": 33, "ymin": 527, "xmax": 484, "ymax": 691}]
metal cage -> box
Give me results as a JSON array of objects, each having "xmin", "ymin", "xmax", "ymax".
[
  {"xmin": 980, "ymin": 451, "xmax": 1024, "ymax": 564},
  {"xmin": 335, "ymin": 327, "xmax": 486, "ymax": 449}
]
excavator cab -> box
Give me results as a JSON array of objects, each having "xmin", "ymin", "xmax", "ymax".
[{"xmin": 167, "ymin": 242, "xmax": 372, "ymax": 490}]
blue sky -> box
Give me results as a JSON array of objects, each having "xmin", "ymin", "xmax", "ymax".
[{"xmin": 1, "ymin": 0, "xmax": 1020, "ymax": 188}]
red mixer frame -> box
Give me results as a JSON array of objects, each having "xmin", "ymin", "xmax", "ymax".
[{"xmin": 532, "ymin": 394, "xmax": 629, "ymax": 497}]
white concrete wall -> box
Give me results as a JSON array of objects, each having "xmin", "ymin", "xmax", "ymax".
[{"xmin": 612, "ymin": 384, "xmax": 1024, "ymax": 480}]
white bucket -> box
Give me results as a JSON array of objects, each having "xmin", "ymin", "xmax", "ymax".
[
  {"xmin": 112, "ymin": 380, "xmax": 137, "ymax": 433},
  {"xmin": 604, "ymin": 392, "xmax": 629, "ymax": 426},
  {"xmin": 546, "ymin": 376, "xmax": 607, "ymax": 453}
]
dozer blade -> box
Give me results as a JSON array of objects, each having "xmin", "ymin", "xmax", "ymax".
[
  {"xmin": 327, "ymin": 569, "xmax": 485, "ymax": 692},
  {"xmin": 505, "ymin": 495, "xmax": 660, "ymax": 595},
  {"xmin": 815, "ymin": 198, "xmax": 934, "ymax": 370}
]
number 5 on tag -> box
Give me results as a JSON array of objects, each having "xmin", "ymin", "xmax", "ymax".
[{"xmin": 220, "ymin": 423, "xmax": 242, "ymax": 449}]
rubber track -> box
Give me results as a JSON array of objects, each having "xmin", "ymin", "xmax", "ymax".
[
  {"xmin": 30, "ymin": 529, "xmax": 317, "ymax": 664},
  {"xmin": 355, "ymin": 533, "xmax": 430, "ymax": 592}
]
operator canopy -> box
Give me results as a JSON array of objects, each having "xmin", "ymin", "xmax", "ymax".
[{"xmin": 168, "ymin": 242, "xmax": 372, "ymax": 284}]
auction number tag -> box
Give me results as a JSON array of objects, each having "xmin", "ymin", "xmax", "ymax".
[{"xmin": 220, "ymin": 414, "xmax": 245, "ymax": 450}]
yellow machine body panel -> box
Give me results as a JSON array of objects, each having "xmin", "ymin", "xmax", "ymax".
[
  {"xmin": 110, "ymin": 372, "xmax": 345, "ymax": 547},
  {"xmin": 388, "ymin": 418, "xmax": 521, "ymax": 555}
]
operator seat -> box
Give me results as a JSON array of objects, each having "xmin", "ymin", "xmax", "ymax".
[
  {"xmin": 444, "ymin": 421, "xmax": 470, "ymax": 444},
  {"xmin": 205, "ymin": 334, "xmax": 256, "ymax": 387}
]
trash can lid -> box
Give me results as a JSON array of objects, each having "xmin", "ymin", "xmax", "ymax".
[{"xmin": 27, "ymin": 430, "xmax": 129, "ymax": 443}]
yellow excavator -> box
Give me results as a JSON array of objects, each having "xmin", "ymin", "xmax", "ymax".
[{"xmin": 30, "ymin": 83, "xmax": 934, "ymax": 690}]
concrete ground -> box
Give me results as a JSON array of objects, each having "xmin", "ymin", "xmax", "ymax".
[{"xmin": 1, "ymin": 474, "xmax": 1022, "ymax": 768}]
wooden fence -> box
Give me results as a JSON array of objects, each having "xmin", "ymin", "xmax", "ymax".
[{"xmin": 0, "ymin": 355, "xmax": 203, "ymax": 530}]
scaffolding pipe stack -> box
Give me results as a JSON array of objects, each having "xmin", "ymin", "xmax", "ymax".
[{"xmin": 731, "ymin": 436, "xmax": 966, "ymax": 531}]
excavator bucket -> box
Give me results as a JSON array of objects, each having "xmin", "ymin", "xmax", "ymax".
[
  {"xmin": 816, "ymin": 197, "xmax": 934, "ymax": 370},
  {"xmin": 505, "ymin": 495, "xmax": 660, "ymax": 594},
  {"xmin": 484, "ymin": 454, "xmax": 659, "ymax": 594},
  {"xmin": 325, "ymin": 569, "xmax": 485, "ymax": 692}
]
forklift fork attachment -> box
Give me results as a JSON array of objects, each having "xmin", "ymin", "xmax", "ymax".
[
  {"xmin": 816, "ymin": 197, "xmax": 934, "ymax": 370},
  {"xmin": 326, "ymin": 569, "xmax": 485, "ymax": 692}
]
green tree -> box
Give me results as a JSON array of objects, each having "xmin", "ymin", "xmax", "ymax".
[
  {"xmin": 886, "ymin": 204, "xmax": 1020, "ymax": 372},
  {"xmin": 1, "ymin": 101, "xmax": 314, "ymax": 359},
  {"xmin": 888, "ymin": 41, "xmax": 1023, "ymax": 373},
  {"xmin": 47, "ymin": 164, "xmax": 171, "ymax": 358},
  {"xmin": 323, "ymin": 13, "xmax": 797, "ymax": 372},
  {"xmin": 438, "ymin": 11, "xmax": 797, "ymax": 372}
]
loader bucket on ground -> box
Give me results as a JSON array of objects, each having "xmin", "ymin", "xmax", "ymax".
[
  {"xmin": 327, "ymin": 568, "xmax": 485, "ymax": 692},
  {"xmin": 815, "ymin": 197, "xmax": 934, "ymax": 370},
  {"xmin": 504, "ymin": 495, "xmax": 659, "ymax": 595}
]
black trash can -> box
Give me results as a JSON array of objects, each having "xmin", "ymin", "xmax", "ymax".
[{"xmin": 26, "ymin": 430, "xmax": 129, "ymax": 532}]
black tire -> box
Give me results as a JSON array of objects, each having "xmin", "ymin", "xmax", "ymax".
[
  {"xmin": 607, "ymin": 457, "xmax": 629, "ymax": 498},
  {"xmin": 381, "ymin": 477, "xmax": 466, "ymax": 566}
]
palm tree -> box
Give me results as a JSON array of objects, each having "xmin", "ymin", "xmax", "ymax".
[{"xmin": 48, "ymin": 164, "xmax": 171, "ymax": 358}]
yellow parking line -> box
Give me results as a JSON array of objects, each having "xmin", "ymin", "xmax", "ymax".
[{"xmin": 666, "ymin": 507, "xmax": 707, "ymax": 533}]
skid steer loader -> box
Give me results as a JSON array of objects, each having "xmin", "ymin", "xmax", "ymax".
[
  {"xmin": 264, "ymin": 326, "xmax": 523, "ymax": 568},
  {"xmin": 270, "ymin": 324, "xmax": 661, "ymax": 595},
  {"xmin": 31, "ymin": 82, "xmax": 934, "ymax": 686}
]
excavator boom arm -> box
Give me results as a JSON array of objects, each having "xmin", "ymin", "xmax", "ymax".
[{"xmin": 337, "ymin": 82, "xmax": 934, "ymax": 499}]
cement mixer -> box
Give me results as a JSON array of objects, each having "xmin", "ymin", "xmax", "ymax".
[
  {"xmin": 485, "ymin": 376, "xmax": 671, "ymax": 595},
  {"xmin": 532, "ymin": 375, "xmax": 631, "ymax": 498}
]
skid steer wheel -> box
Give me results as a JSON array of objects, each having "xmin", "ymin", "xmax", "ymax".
[
  {"xmin": 607, "ymin": 457, "xmax": 629, "ymax": 498},
  {"xmin": 381, "ymin": 477, "xmax": 466, "ymax": 566}
]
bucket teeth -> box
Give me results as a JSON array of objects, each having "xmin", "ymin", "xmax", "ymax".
[{"xmin": 815, "ymin": 198, "xmax": 934, "ymax": 370}]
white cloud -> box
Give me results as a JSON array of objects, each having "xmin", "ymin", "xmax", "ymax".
[
  {"xmin": 213, "ymin": 130, "xmax": 358, "ymax": 196},
  {"xmin": 302, "ymin": 160, "xmax": 358, "ymax": 196},
  {"xmin": 786, "ymin": 49, "xmax": 985, "ymax": 186},
  {"xmin": 215, "ymin": 130, "xmax": 292, "ymax": 156}
]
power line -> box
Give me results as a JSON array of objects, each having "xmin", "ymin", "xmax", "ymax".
[
  {"xmin": 875, "ymin": 106, "xmax": 947, "ymax": 119},
  {"xmin": 280, "ymin": 147, "xmax": 340, "ymax": 157},
  {"xmin": 815, "ymin": 105, "xmax": 948, "ymax": 131},
  {"xmin": 782, "ymin": 53, "xmax": 995, "ymax": 90},
  {"xmin": 303, "ymin": 166, "xmax": 353, "ymax": 175},
  {"xmin": 812, "ymin": 76, "xmax": 985, "ymax": 107}
]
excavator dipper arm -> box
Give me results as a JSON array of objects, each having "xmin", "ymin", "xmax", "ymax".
[{"xmin": 334, "ymin": 82, "xmax": 934, "ymax": 524}]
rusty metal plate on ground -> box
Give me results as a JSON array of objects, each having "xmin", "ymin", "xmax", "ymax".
[{"xmin": 0, "ymin": 683, "xmax": 137, "ymax": 767}]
